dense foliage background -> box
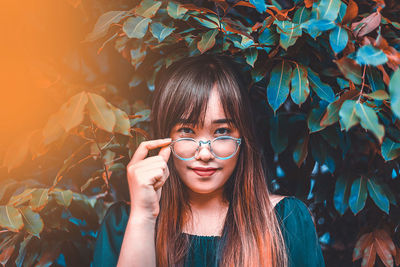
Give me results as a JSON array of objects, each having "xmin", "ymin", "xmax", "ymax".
[{"xmin": 1, "ymin": 0, "xmax": 400, "ymax": 266}]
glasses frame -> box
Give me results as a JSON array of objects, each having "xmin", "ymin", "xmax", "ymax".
[{"xmin": 169, "ymin": 136, "xmax": 242, "ymax": 161}]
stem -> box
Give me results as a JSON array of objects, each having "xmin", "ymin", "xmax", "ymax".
[
  {"xmin": 357, "ymin": 65, "xmax": 367, "ymax": 103},
  {"xmin": 91, "ymin": 122, "xmax": 110, "ymax": 191}
]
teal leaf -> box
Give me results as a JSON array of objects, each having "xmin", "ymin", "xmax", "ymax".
[
  {"xmin": 258, "ymin": 28, "xmax": 278, "ymax": 46},
  {"xmin": 301, "ymin": 19, "xmax": 336, "ymax": 38},
  {"xmin": 367, "ymin": 178, "xmax": 389, "ymax": 214},
  {"xmin": 317, "ymin": 0, "xmax": 342, "ymax": 21},
  {"xmin": 308, "ymin": 68, "xmax": 336, "ymax": 103},
  {"xmin": 293, "ymin": 6, "xmax": 311, "ymax": 24},
  {"xmin": 150, "ymin": 22, "xmax": 175, "ymax": 42},
  {"xmin": 240, "ymin": 35, "xmax": 254, "ymax": 49},
  {"xmin": 250, "ymin": 0, "xmax": 267, "ymax": 13},
  {"xmin": 329, "ymin": 26, "xmax": 348, "ymax": 54},
  {"xmin": 389, "ymin": 68, "xmax": 400, "ymax": 119},
  {"xmin": 339, "ymin": 100, "xmax": 359, "ymax": 131},
  {"xmin": 293, "ymin": 133, "xmax": 309, "ymax": 167},
  {"xmin": 269, "ymin": 115, "xmax": 288, "ymax": 154},
  {"xmin": 245, "ymin": 48, "xmax": 258, "ymax": 67},
  {"xmin": 290, "ymin": 64, "xmax": 310, "ymax": 106},
  {"xmin": 349, "ymin": 177, "xmax": 367, "ymax": 215},
  {"xmin": 134, "ymin": 0, "xmax": 162, "ymax": 18},
  {"xmin": 123, "ymin": 16, "xmax": 152, "ymax": 39},
  {"xmin": 337, "ymin": 78, "xmax": 349, "ymax": 89},
  {"xmin": 192, "ymin": 15, "xmax": 220, "ymax": 29},
  {"xmin": 267, "ymin": 61, "xmax": 293, "ymax": 113},
  {"xmin": 356, "ymin": 45, "xmax": 388, "ymax": 66},
  {"xmin": 355, "ymin": 102, "xmax": 384, "ymax": 143},
  {"xmin": 308, "ymin": 101, "xmax": 329, "ymax": 133},
  {"xmin": 167, "ymin": 2, "xmax": 188, "ymax": 19},
  {"xmin": 197, "ymin": 29, "xmax": 218, "ymax": 53},
  {"xmin": 20, "ymin": 207, "xmax": 44, "ymax": 237},
  {"xmin": 381, "ymin": 138, "xmax": 400, "ymax": 161},
  {"xmin": 130, "ymin": 46, "xmax": 147, "ymax": 70},
  {"xmin": 366, "ymin": 67, "xmax": 385, "ymax": 92},
  {"xmin": 274, "ymin": 20, "xmax": 302, "ymax": 50},
  {"xmin": 84, "ymin": 11, "xmax": 129, "ymax": 42}
]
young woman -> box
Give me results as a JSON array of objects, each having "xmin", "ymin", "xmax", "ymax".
[{"xmin": 92, "ymin": 54, "xmax": 325, "ymax": 267}]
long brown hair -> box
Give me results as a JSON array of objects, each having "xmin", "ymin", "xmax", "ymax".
[{"xmin": 150, "ymin": 54, "xmax": 288, "ymax": 267}]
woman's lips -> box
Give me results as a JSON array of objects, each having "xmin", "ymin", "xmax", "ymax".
[{"xmin": 192, "ymin": 168, "xmax": 217, "ymax": 177}]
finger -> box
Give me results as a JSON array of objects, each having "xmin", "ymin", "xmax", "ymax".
[
  {"xmin": 158, "ymin": 145, "xmax": 171, "ymax": 163},
  {"xmin": 130, "ymin": 138, "xmax": 172, "ymax": 164}
]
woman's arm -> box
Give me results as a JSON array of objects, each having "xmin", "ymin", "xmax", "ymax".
[{"xmin": 117, "ymin": 213, "xmax": 157, "ymax": 267}]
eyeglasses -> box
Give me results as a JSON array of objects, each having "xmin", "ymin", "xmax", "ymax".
[{"xmin": 169, "ymin": 136, "xmax": 241, "ymax": 161}]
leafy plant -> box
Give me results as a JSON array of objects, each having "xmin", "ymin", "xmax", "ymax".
[{"xmin": 1, "ymin": 0, "xmax": 400, "ymax": 266}]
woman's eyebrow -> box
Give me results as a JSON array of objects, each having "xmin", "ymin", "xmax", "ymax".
[{"xmin": 212, "ymin": 119, "xmax": 233, "ymax": 124}]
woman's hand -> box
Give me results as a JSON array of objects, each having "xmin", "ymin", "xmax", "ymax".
[{"xmin": 126, "ymin": 138, "xmax": 172, "ymax": 221}]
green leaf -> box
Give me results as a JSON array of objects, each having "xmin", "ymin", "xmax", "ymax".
[
  {"xmin": 167, "ymin": 2, "xmax": 188, "ymax": 19},
  {"xmin": 84, "ymin": 11, "xmax": 129, "ymax": 42},
  {"xmin": 197, "ymin": 29, "xmax": 218, "ymax": 53},
  {"xmin": 367, "ymin": 178, "xmax": 389, "ymax": 214},
  {"xmin": 0, "ymin": 206, "xmax": 24, "ymax": 232},
  {"xmin": 52, "ymin": 189, "xmax": 73, "ymax": 207},
  {"xmin": 245, "ymin": 48, "xmax": 258, "ymax": 67},
  {"xmin": 123, "ymin": 16, "xmax": 152, "ymax": 39},
  {"xmin": 329, "ymin": 26, "xmax": 348, "ymax": 54},
  {"xmin": 335, "ymin": 57, "xmax": 362, "ymax": 85},
  {"xmin": 274, "ymin": 20, "xmax": 302, "ymax": 50},
  {"xmin": 58, "ymin": 92, "xmax": 88, "ymax": 132},
  {"xmin": 20, "ymin": 207, "xmax": 44, "ymax": 237},
  {"xmin": 349, "ymin": 177, "xmax": 367, "ymax": 215},
  {"xmin": 8, "ymin": 188, "xmax": 36, "ymax": 207},
  {"xmin": 134, "ymin": 0, "xmax": 162, "ymax": 18},
  {"xmin": 334, "ymin": 174, "xmax": 351, "ymax": 215},
  {"xmin": 355, "ymin": 102, "xmax": 384, "ymax": 143},
  {"xmin": 267, "ymin": 61, "xmax": 292, "ymax": 113},
  {"xmin": 389, "ymin": 68, "xmax": 400, "ymax": 119},
  {"xmin": 339, "ymin": 100, "xmax": 359, "ymax": 131},
  {"xmin": 30, "ymin": 189, "xmax": 49, "ymax": 212},
  {"xmin": 317, "ymin": 0, "xmax": 341, "ymax": 21},
  {"xmin": 290, "ymin": 64, "xmax": 310, "ymax": 106},
  {"xmin": 111, "ymin": 107, "xmax": 132, "ymax": 136},
  {"xmin": 293, "ymin": 6, "xmax": 311, "ymax": 24},
  {"xmin": 321, "ymin": 89, "xmax": 359, "ymax": 127},
  {"xmin": 308, "ymin": 68, "xmax": 336, "ymax": 103},
  {"xmin": 364, "ymin": 90, "xmax": 389, "ymax": 100},
  {"xmin": 150, "ymin": 22, "xmax": 175, "ymax": 42},
  {"xmin": 87, "ymin": 93, "xmax": 116, "ymax": 132},
  {"xmin": 192, "ymin": 15, "xmax": 220, "ymax": 29},
  {"xmin": 356, "ymin": 45, "xmax": 388, "ymax": 66},
  {"xmin": 381, "ymin": 138, "xmax": 400, "ymax": 161}
]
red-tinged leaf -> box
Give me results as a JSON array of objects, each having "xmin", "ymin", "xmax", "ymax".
[
  {"xmin": 30, "ymin": 189, "xmax": 49, "ymax": 212},
  {"xmin": 321, "ymin": 89, "xmax": 359, "ymax": 127},
  {"xmin": 342, "ymin": 0, "xmax": 358, "ymax": 25},
  {"xmin": 335, "ymin": 57, "xmax": 362, "ymax": 85},
  {"xmin": 58, "ymin": 92, "xmax": 88, "ymax": 132},
  {"xmin": 374, "ymin": 232, "xmax": 395, "ymax": 267},
  {"xmin": 197, "ymin": 29, "xmax": 218, "ymax": 54},
  {"xmin": 87, "ymin": 93, "xmax": 116, "ymax": 132},
  {"xmin": 377, "ymin": 65, "xmax": 390, "ymax": 85},
  {"xmin": 0, "ymin": 246, "xmax": 14, "ymax": 265},
  {"xmin": 180, "ymin": 4, "xmax": 217, "ymax": 15},
  {"xmin": 36, "ymin": 242, "xmax": 61, "ymax": 267},
  {"xmin": 352, "ymin": 12, "xmax": 381, "ymax": 37},
  {"xmin": 353, "ymin": 233, "xmax": 374, "ymax": 261},
  {"xmin": 111, "ymin": 106, "xmax": 132, "ymax": 136},
  {"xmin": 233, "ymin": 1, "xmax": 255, "ymax": 8},
  {"xmin": 375, "ymin": 229, "xmax": 396, "ymax": 256},
  {"xmin": 304, "ymin": 0, "xmax": 317, "ymax": 8},
  {"xmin": 362, "ymin": 243, "xmax": 376, "ymax": 267},
  {"xmin": 395, "ymin": 246, "xmax": 400, "ymax": 266},
  {"xmin": 132, "ymin": 127, "xmax": 150, "ymax": 139},
  {"xmin": 8, "ymin": 188, "xmax": 36, "ymax": 207}
]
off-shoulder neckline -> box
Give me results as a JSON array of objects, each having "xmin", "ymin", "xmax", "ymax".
[{"xmin": 182, "ymin": 196, "xmax": 294, "ymax": 238}]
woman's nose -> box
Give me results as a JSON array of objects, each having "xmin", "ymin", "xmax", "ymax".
[{"xmin": 195, "ymin": 142, "xmax": 215, "ymax": 161}]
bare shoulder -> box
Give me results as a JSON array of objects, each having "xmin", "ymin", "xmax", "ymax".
[{"xmin": 269, "ymin": 194, "xmax": 288, "ymax": 209}]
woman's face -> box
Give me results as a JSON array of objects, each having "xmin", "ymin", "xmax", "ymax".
[{"xmin": 169, "ymin": 86, "xmax": 241, "ymax": 195}]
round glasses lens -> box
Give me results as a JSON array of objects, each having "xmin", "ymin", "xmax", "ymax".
[
  {"xmin": 211, "ymin": 137, "xmax": 238, "ymax": 158},
  {"xmin": 173, "ymin": 139, "xmax": 198, "ymax": 159}
]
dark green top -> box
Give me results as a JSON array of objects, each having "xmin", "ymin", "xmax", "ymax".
[{"xmin": 92, "ymin": 196, "xmax": 325, "ymax": 267}]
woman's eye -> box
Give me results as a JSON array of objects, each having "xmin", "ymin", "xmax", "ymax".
[
  {"xmin": 215, "ymin": 128, "xmax": 231, "ymax": 135},
  {"xmin": 178, "ymin": 127, "xmax": 194, "ymax": 134}
]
